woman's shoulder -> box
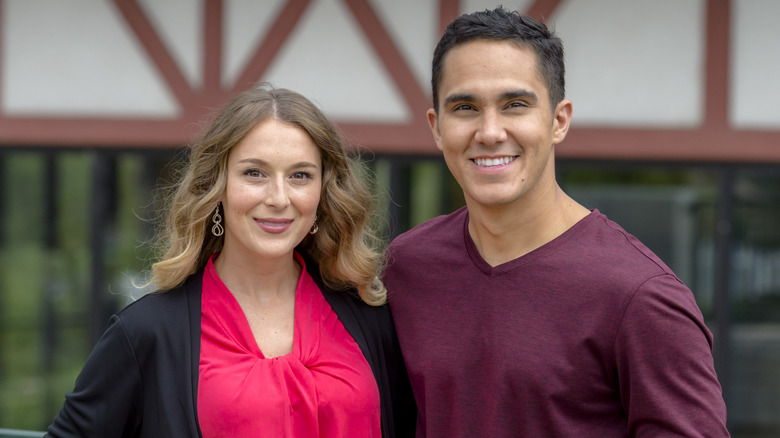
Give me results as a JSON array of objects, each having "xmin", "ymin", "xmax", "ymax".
[
  {"xmin": 321, "ymin": 286, "xmax": 391, "ymax": 316},
  {"xmin": 320, "ymin": 286, "xmax": 396, "ymax": 349},
  {"xmin": 301, "ymin": 254, "xmax": 394, "ymax": 336},
  {"xmin": 115, "ymin": 273, "xmax": 202, "ymax": 335}
]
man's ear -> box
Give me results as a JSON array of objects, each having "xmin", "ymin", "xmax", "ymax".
[
  {"xmin": 427, "ymin": 108, "xmax": 444, "ymax": 151},
  {"xmin": 552, "ymin": 99, "xmax": 573, "ymax": 145}
]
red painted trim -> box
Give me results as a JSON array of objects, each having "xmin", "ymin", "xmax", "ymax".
[
  {"xmin": 562, "ymin": 128, "xmax": 780, "ymax": 163},
  {"xmin": 113, "ymin": 0, "xmax": 229, "ymax": 115},
  {"xmin": 704, "ymin": 0, "xmax": 729, "ymax": 131},
  {"xmin": 343, "ymin": 0, "xmax": 430, "ymax": 115},
  {"xmin": 0, "ymin": 117, "xmax": 198, "ymax": 148},
  {"xmin": 342, "ymin": 0, "xmax": 431, "ymax": 142},
  {"xmin": 0, "ymin": 0, "xmax": 5, "ymax": 116},
  {"xmin": 0, "ymin": 0, "xmax": 4, "ymax": 117},
  {"xmin": 525, "ymin": 0, "xmax": 565, "ymax": 22},
  {"xmin": 340, "ymin": 122, "xmax": 436, "ymax": 154},
  {"xmin": 112, "ymin": 0, "xmax": 195, "ymax": 110},
  {"xmin": 231, "ymin": 0, "xmax": 312, "ymax": 93},
  {"xmin": 439, "ymin": 0, "xmax": 460, "ymax": 36},
  {"xmin": 2, "ymin": 115, "xmax": 780, "ymax": 163},
  {"xmin": 202, "ymin": 0, "xmax": 223, "ymax": 93},
  {"xmin": 3, "ymin": 0, "xmax": 780, "ymax": 163}
]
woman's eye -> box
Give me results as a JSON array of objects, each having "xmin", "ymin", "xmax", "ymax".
[
  {"xmin": 244, "ymin": 169, "xmax": 263, "ymax": 178},
  {"xmin": 291, "ymin": 172, "xmax": 312, "ymax": 180}
]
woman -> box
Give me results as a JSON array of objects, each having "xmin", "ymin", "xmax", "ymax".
[{"xmin": 46, "ymin": 84, "xmax": 416, "ymax": 437}]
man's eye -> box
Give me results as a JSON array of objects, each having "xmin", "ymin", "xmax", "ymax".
[{"xmin": 454, "ymin": 104, "xmax": 475, "ymax": 111}]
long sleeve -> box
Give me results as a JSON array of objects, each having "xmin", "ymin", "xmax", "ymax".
[
  {"xmin": 46, "ymin": 315, "xmax": 143, "ymax": 437},
  {"xmin": 616, "ymin": 273, "xmax": 729, "ymax": 437},
  {"xmin": 46, "ymin": 275, "xmax": 203, "ymax": 438}
]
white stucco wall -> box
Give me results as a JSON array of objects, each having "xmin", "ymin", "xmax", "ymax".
[
  {"xmin": 3, "ymin": 0, "xmax": 178, "ymax": 116},
  {"xmin": 731, "ymin": 0, "xmax": 780, "ymax": 129},
  {"xmin": 554, "ymin": 0, "xmax": 705, "ymax": 128},
  {"xmin": 2, "ymin": 0, "xmax": 779, "ymax": 129}
]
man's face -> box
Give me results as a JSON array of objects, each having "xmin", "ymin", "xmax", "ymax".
[{"xmin": 427, "ymin": 39, "xmax": 571, "ymax": 212}]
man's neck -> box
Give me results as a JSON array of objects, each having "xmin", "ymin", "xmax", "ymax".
[{"xmin": 466, "ymin": 185, "xmax": 589, "ymax": 267}]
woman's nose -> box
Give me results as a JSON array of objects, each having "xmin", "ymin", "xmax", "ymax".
[{"xmin": 265, "ymin": 178, "xmax": 290, "ymax": 208}]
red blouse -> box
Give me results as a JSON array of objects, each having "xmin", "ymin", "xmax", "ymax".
[{"xmin": 197, "ymin": 254, "xmax": 381, "ymax": 437}]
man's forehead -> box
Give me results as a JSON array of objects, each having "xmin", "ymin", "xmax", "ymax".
[
  {"xmin": 440, "ymin": 40, "xmax": 540, "ymax": 79},
  {"xmin": 438, "ymin": 42, "xmax": 547, "ymax": 100}
]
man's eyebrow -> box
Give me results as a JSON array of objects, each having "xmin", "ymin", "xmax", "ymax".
[
  {"xmin": 442, "ymin": 90, "xmax": 538, "ymax": 107},
  {"xmin": 500, "ymin": 90, "xmax": 538, "ymax": 101},
  {"xmin": 442, "ymin": 93, "xmax": 475, "ymax": 107}
]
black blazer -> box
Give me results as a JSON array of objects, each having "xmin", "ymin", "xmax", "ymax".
[{"xmin": 46, "ymin": 265, "xmax": 416, "ymax": 437}]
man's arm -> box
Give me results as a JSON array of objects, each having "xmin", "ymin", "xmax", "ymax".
[{"xmin": 615, "ymin": 273, "xmax": 729, "ymax": 437}]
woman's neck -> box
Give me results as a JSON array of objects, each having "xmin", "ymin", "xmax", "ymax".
[{"xmin": 212, "ymin": 249, "xmax": 301, "ymax": 300}]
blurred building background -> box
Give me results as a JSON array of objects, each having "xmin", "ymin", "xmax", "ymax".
[{"xmin": 0, "ymin": 0, "xmax": 779, "ymax": 435}]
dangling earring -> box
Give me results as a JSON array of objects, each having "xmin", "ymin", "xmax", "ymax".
[
  {"xmin": 211, "ymin": 205, "xmax": 224, "ymax": 237},
  {"xmin": 309, "ymin": 214, "xmax": 319, "ymax": 235}
]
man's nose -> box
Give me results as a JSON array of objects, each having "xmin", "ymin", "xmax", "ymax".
[{"xmin": 474, "ymin": 109, "xmax": 508, "ymax": 146}]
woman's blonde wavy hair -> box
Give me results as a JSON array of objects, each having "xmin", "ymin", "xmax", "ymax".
[{"xmin": 147, "ymin": 83, "xmax": 387, "ymax": 305}]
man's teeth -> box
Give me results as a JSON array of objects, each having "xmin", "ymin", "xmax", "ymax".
[{"xmin": 473, "ymin": 156, "xmax": 516, "ymax": 167}]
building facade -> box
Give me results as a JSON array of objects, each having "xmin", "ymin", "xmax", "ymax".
[{"xmin": 1, "ymin": 0, "xmax": 779, "ymax": 435}]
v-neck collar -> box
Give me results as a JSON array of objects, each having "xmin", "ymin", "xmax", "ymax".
[{"xmin": 463, "ymin": 209, "xmax": 597, "ymax": 277}]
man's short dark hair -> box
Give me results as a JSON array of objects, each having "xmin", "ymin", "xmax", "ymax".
[{"xmin": 431, "ymin": 6, "xmax": 566, "ymax": 112}]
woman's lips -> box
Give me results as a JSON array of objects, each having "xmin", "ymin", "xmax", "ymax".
[{"xmin": 255, "ymin": 218, "xmax": 293, "ymax": 234}]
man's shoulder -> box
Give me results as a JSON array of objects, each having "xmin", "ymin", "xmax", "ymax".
[
  {"xmin": 591, "ymin": 211, "xmax": 673, "ymax": 267},
  {"xmin": 570, "ymin": 210, "xmax": 679, "ymax": 286},
  {"xmin": 389, "ymin": 206, "xmax": 468, "ymax": 250}
]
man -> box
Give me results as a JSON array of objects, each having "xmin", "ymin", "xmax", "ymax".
[{"xmin": 383, "ymin": 6, "xmax": 729, "ymax": 437}]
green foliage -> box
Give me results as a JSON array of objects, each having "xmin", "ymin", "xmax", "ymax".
[
  {"xmin": 2, "ymin": 150, "xmax": 780, "ymax": 433},
  {"xmin": 0, "ymin": 150, "xmax": 176, "ymax": 429}
]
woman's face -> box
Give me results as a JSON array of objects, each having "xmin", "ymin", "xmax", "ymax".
[{"xmin": 220, "ymin": 118, "xmax": 322, "ymax": 262}]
